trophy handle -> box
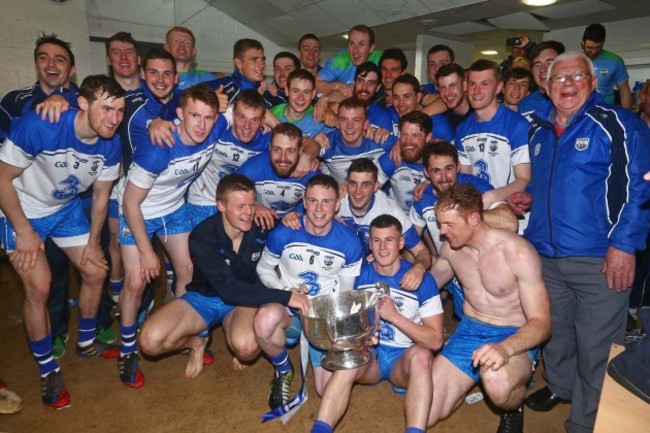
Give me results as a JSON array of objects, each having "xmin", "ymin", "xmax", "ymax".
[{"xmin": 375, "ymin": 281, "xmax": 390, "ymax": 298}]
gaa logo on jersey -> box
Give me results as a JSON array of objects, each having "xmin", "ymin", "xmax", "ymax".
[
  {"xmin": 289, "ymin": 253, "xmax": 304, "ymax": 261},
  {"xmin": 575, "ymin": 138, "xmax": 590, "ymax": 151}
]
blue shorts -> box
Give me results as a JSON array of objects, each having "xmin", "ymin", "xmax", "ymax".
[
  {"xmin": 441, "ymin": 315, "xmax": 540, "ymax": 382},
  {"xmin": 186, "ymin": 203, "xmax": 217, "ymax": 229},
  {"xmin": 108, "ymin": 198, "xmax": 119, "ymax": 220},
  {"xmin": 119, "ymin": 205, "xmax": 193, "ymax": 246},
  {"xmin": 375, "ymin": 345, "xmax": 407, "ymax": 381},
  {"xmin": 180, "ymin": 291, "xmax": 235, "ymax": 331},
  {"xmin": 289, "ymin": 315, "xmax": 326, "ymax": 368},
  {"xmin": 0, "ymin": 198, "xmax": 89, "ymax": 252}
]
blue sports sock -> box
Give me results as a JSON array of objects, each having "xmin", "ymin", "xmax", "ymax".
[
  {"xmin": 311, "ymin": 420, "xmax": 333, "ymax": 433},
  {"xmin": 269, "ymin": 349, "xmax": 291, "ymax": 373},
  {"xmin": 120, "ymin": 323, "xmax": 138, "ymax": 357},
  {"xmin": 109, "ymin": 279, "xmax": 124, "ymax": 297},
  {"xmin": 405, "ymin": 428, "xmax": 424, "ymax": 433},
  {"xmin": 28, "ymin": 335, "xmax": 60, "ymax": 377},
  {"xmin": 164, "ymin": 261, "xmax": 174, "ymax": 285},
  {"xmin": 77, "ymin": 316, "xmax": 97, "ymax": 346}
]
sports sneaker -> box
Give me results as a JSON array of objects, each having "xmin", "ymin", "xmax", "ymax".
[
  {"xmin": 52, "ymin": 333, "xmax": 69, "ymax": 359},
  {"xmin": 40, "ymin": 371, "xmax": 70, "ymax": 410},
  {"xmin": 96, "ymin": 327, "xmax": 118, "ymax": 344},
  {"xmin": 76, "ymin": 340, "xmax": 121, "ymax": 359},
  {"xmin": 497, "ymin": 405, "xmax": 524, "ymax": 433},
  {"xmin": 268, "ymin": 361, "xmax": 294, "ymax": 410},
  {"xmin": 118, "ymin": 354, "xmax": 145, "ymax": 388}
]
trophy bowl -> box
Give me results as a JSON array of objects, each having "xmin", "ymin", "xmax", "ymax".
[{"xmin": 300, "ymin": 290, "xmax": 380, "ymax": 370}]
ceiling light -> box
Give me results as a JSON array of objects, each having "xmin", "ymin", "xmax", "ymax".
[
  {"xmin": 522, "ymin": 0, "xmax": 557, "ymax": 6},
  {"xmin": 342, "ymin": 34, "xmax": 348, "ymax": 40},
  {"xmin": 481, "ymin": 50, "xmax": 499, "ymax": 55}
]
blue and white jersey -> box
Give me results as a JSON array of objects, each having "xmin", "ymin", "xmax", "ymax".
[
  {"xmin": 0, "ymin": 81, "xmax": 79, "ymax": 141},
  {"xmin": 410, "ymin": 175, "xmax": 494, "ymax": 252},
  {"xmin": 355, "ymin": 260, "xmax": 442, "ymax": 348},
  {"xmin": 0, "ymin": 110, "xmax": 120, "ymax": 218},
  {"xmin": 455, "ymin": 104, "xmax": 529, "ymax": 189},
  {"xmin": 386, "ymin": 107, "xmax": 454, "ymax": 143},
  {"xmin": 119, "ymin": 121, "xmax": 227, "ymax": 219},
  {"xmin": 187, "ymin": 120, "xmax": 268, "ymax": 207},
  {"xmin": 236, "ymin": 152, "xmax": 320, "ymax": 216},
  {"xmin": 518, "ymin": 90, "xmax": 552, "ymax": 124},
  {"xmin": 339, "ymin": 190, "xmax": 421, "ymax": 256},
  {"xmin": 205, "ymin": 69, "xmax": 265, "ymax": 106},
  {"xmin": 320, "ymin": 130, "xmax": 386, "ymax": 183},
  {"xmin": 377, "ymin": 153, "xmax": 425, "ymax": 213},
  {"xmin": 259, "ymin": 218, "xmax": 363, "ymax": 297},
  {"xmin": 269, "ymin": 104, "xmax": 333, "ymax": 139}
]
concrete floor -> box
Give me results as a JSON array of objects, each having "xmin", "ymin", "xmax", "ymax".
[{"xmin": 0, "ymin": 257, "xmax": 568, "ymax": 432}]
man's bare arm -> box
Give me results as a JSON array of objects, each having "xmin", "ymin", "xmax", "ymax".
[
  {"xmin": 81, "ymin": 179, "xmax": 112, "ymax": 270},
  {"xmin": 617, "ymin": 80, "xmax": 632, "ymax": 110},
  {"xmin": 483, "ymin": 203, "xmax": 519, "ymax": 233},
  {"xmin": 122, "ymin": 182, "xmax": 159, "ymax": 282},
  {"xmin": 400, "ymin": 240, "xmax": 432, "ymax": 290},
  {"xmin": 429, "ymin": 245, "xmax": 455, "ymax": 288},
  {"xmin": 379, "ymin": 299, "xmax": 444, "ymax": 351},
  {"xmin": 482, "ymin": 163, "xmax": 530, "ymax": 207}
]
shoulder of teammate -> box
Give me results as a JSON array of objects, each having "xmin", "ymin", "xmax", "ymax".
[
  {"xmin": 431, "ymin": 113, "xmax": 454, "ymax": 142},
  {"xmin": 236, "ymin": 151, "xmax": 268, "ymax": 179},
  {"xmin": 266, "ymin": 222, "xmax": 295, "ymax": 255},
  {"xmin": 332, "ymin": 219, "xmax": 364, "ymax": 262},
  {"xmin": 6, "ymin": 109, "xmax": 70, "ymax": 157},
  {"xmin": 319, "ymin": 50, "xmax": 350, "ymax": 81},
  {"xmin": 457, "ymin": 173, "xmax": 494, "ymax": 193},
  {"xmin": 130, "ymin": 134, "xmax": 172, "ymax": 175}
]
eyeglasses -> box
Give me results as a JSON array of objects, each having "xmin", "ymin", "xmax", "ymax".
[{"xmin": 548, "ymin": 72, "xmax": 592, "ymax": 84}]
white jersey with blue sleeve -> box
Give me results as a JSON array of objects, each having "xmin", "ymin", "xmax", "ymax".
[
  {"xmin": 455, "ymin": 105, "xmax": 529, "ymax": 189},
  {"xmin": 377, "ymin": 153, "xmax": 426, "ymax": 213},
  {"xmin": 236, "ymin": 152, "xmax": 320, "ymax": 216},
  {"xmin": 259, "ymin": 219, "xmax": 363, "ymax": 297},
  {"xmin": 119, "ymin": 121, "xmax": 227, "ymax": 219},
  {"xmin": 339, "ymin": 190, "xmax": 421, "ymax": 256},
  {"xmin": 0, "ymin": 109, "xmax": 120, "ymax": 218},
  {"xmin": 320, "ymin": 130, "xmax": 386, "ymax": 183},
  {"xmin": 187, "ymin": 119, "xmax": 268, "ymax": 207},
  {"xmin": 410, "ymin": 174, "xmax": 494, "ymax": 252},
  {"xmin": 355, "ymin": 259, "xmax": 443, "ymax": 348}
]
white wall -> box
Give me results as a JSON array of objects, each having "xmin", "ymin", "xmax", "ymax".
[
  {"xmin": 86, "ymin": 0, "xmax": 284, "ymax": 76},
  {"xmin": 545, "ymin": 17, "xmax": 650, "ymax": 87},
  {"xmin": 0, "ymin": 0, "xmax": 91, "ymax": 92}
]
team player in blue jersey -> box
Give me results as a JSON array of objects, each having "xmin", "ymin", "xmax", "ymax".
[
  {"xmin": 455, "ymin": 60, "xmax": 531, "ymax": 232},
  {"xmin": 311, "ymin": 214, "xmax": 444, "ymax": 433},
  {"xmin": 117, "ymin": 85, "xmax": 226, "ymax": 388},
  {"xmin": 410, "ymin": 142, "xmax": 518, "ymax": 318},
  {"xmin": 139, "ymin": 174, "xmax": 309, "ymax": 380},
  {"xmin": 320, "ymin": 97, "xmax": 387, "ymax": 183},
  {"xmin": 236, "ymin": 122, "xmax": 319, "ymax": 229},
  {"xmin": 186, "ymin": 90, "xmax": 271, "ymax": 226},
  {"xmin": 254, "ymin": 174, "xmax": 363, "ymax": 409},
  {"xmin": 518, "ymin": 41, "xmax": 565, "ymax": 122},
  {"xmin": 0, "ymin": 75, "xmax": 126, "ymax": 409},
  {"xmin": 377, "ymin": 111, "xmax": 432, "ymax": 212}
]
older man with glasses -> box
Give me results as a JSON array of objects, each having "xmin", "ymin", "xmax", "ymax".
[{"xmin": 508, "ymin": 51, "xmax": 650, "ymax": 433}]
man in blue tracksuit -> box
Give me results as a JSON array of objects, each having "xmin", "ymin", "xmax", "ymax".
[{"xmin": 513, "ymin": 52, "xmax": 650, "ymax": 433}]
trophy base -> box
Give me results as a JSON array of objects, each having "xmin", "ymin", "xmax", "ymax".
[{"xmin": 321, "ymin": 347, "xmax": 373, "ymax": 370}]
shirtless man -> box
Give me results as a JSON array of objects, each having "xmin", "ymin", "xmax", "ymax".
[{"xmin": 427, "ymin": 184, "xmax": 551, "ymax": 433}]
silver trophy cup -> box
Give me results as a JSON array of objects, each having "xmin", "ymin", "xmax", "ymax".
[{"xmin": 300, "ymin": 284, "xmax": 388, "ymax": 370}]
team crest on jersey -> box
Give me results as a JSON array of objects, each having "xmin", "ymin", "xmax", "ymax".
[
  {"xmin": 251, "ymin": 252, "xmax": 261, "ymax": 262},
  {"xmin": 599, "ymin": 68, "xmax": 608, "ymax": 77},
  {"xmin": 489, "ymin": 140, "xmax": 498, "ymax": 152},
  {"xmin": 324, "ymin": 255, "xmax": 334, "ymax": 267},
  {"xmin": 575, "ymin": 138, "xmax": 589, "ymax": 151}
]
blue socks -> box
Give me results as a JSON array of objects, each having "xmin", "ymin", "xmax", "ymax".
[
  {"xmin": 269, "ymin": 349, "xmax": 291, "ymax": 373},
  {"xmin": 311, "ymin": 420, "xmax": 333, "ymax": 433},
  {"xmin": 28, "ymin": 335, "xmax": 59, "ymax": 377},
  {"xmin": 109, "ymin": 279, "xmax": 123, "ymax": 299},
  {"xmin": 77, "ymin": 316, "xmax": 97, "ymax": 347},
  {"xmin": 405, "ymin": 428, "xmax": 424, "ymax": 433},
  {"xmin": 120, "ymin": 323, "xmax": 138, "ymax": 357}
]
